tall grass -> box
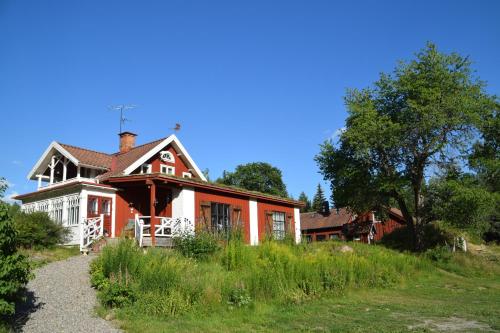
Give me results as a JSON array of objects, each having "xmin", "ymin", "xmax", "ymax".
[{"xmin": 91, "ymin": 237, "xmax": 427, "ymax": 317}]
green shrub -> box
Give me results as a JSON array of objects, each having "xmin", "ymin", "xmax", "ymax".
[
  {"xmin": 227, "ymin": 285, "xmax": 252, "ymax": 308},
  {"xmin": 98, "ymin": 282, "xmax": 136, "ymax": 308},
  {"xmin": 13, "ymin": 211, "xmax": 69, "ymax": 248},
  {"xmin": 0, "ymin": 192, "xmax": 32, "ymax": 317},
  {"xmin": 424, "ymin": 245, "xmax": 452, "ymax": 263},
  {"xmin": 173, "ymin": 230, "xmax": 221, "ymax": 260},
  {"xmin": 381, "ymin": 223, "xmax": 452, "ymax": 251}
]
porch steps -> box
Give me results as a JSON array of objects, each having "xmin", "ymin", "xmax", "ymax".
[{"xmin": 141, "ymin": 236, "xmax": 174, "ymax": 247}]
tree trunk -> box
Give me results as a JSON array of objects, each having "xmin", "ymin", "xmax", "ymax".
[
  {"xmin": 413, "ymin": 176, "xmax": 425, "ymax": 252},
  {"xmin": 394, "ymin": 194, "xmax": 417, "ymax": 250}
]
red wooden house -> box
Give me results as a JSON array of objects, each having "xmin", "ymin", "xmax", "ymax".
[
  {"xmin": 14, "ymin": 132, "xmax": 302, "ymax": 250},
  {"xmin": 301, "ymin": 207, "xmax": 405, "ymax": 244}
]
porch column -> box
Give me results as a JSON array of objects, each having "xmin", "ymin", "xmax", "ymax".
[
  {"xmin": 149, "ymin": 181, "xmax": 156, "ymax": 246},
  {"xmin": 49, "ymin": 156, "xmax": 55, "ymax": 184},
  {"xmin": 62, "ymin": 157, "xmax": 68, "ymax": 181}
]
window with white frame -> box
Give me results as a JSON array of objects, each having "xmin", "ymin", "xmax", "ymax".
[
  {"xmin": 88, "ymin": 197, "xmax": 98, "ymax": 215},
  {"xmin": 160, "ymin": 164, "xmax": 175, "ymax": 175},
  {"xmin": 140, "ymin": 164, "xmax": 152, "ymax": 174},
  {"xmin": 101, "ymin": 199, "xmax": 111, "ymax": 216},
  {"xmin": 67, "ymin": 195, "xmax": 80, "ymax": 226},
  {"xmin": 272, "ymin": 211, "xmax": 286, "ymax": 240},
  {"xmin": 182, "ymin": 172, "xmax": 192, "ymax": 178}
]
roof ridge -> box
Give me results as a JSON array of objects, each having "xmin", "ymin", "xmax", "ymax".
[
  {"xmin": 57, "ymin": 142, "xmax": 112, "ymax": 156},
  {"xmin": 112, "ymin": 136, "xmax": 168, "ymax": 156}
]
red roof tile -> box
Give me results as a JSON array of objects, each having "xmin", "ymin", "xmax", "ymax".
[{"xmin": 58, "ymin": 143, "xmax": 112, "ymax": 169}]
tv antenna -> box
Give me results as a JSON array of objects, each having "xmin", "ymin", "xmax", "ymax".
[
  {"xmin": 172, "ymin": 123, "xmax": 181, "ymax": 132},
  {"xmin": 108, "ymin": 104, "xmax": 136, "ymax": 133}
]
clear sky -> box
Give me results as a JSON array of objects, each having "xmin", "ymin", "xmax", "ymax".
[{"xmin": 1, "ymin": 0, "xmax": 499, "ymax": 203}]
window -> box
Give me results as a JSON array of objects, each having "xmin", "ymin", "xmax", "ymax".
[
  {"xmin": 102, "ymin": 199, "xmax": 111, "ymax": 216},
  {"xmin": 160, "ymin": 164, "xmax": 175, "ymax": 175},
  {"xmin": 211, "ymin": 202, "xmax": 231, "ymax": 233},
  {"xmin": 88, "ymin": 197, "xmax": 98, "ymax": 215},
  {"xmin": 316, "ymin": 234, "xmax": 326, "ymax": 242},
  {"xmin": 329, "ymin": 233, "xmax": 340, "ymax": 240},
  {"xmin": 140, "ymin": 164, "xmax": 152, "ymax": 174},
  {"xmin": 182, "ymin": 172, "xmax": 192, "ymax": 178},
  {"xmin": 272, "ymin": 212, "xmax": 286, "ymax": 240}
]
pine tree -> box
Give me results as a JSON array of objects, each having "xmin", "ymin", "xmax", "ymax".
[
  {"xmin": 298, "ymin": 191, "xmax": 311, "ymax": 213},
  {"xmin": 312, "ymin": 184, "xmax": 326, "ymax": 212}
]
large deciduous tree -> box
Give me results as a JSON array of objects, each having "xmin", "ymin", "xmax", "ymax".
[
  {"xmin": 316, "ymin": 43, "xmax": 497, "ymax": 250},
  {"xmin": 217, "ymin": 162, "xmax": 288, "ymax": 198}
]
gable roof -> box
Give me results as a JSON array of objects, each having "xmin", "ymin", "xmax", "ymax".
[
  {"xmin": 27, "ymin": 135, "xmax": 207, "ymax": 182},
  {"xmin": 120, "ymin": 134, "xmax": 207, "ymax": 181}
]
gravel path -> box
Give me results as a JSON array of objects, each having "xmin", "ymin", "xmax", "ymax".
[{"xmin": 18, "ymin": 254, "xmax": 121, "ymax": 333}]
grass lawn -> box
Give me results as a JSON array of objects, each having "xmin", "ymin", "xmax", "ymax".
[
  {"xmin": 95, "ymin": 241, "xmax": 500, "ymax": 333},
  {"xmin": 20, "ymin": 245, "xmax": 80, "ymax": 268},
  {"xmin": 112, "ymin": 271, "xmax": 500, "ymax": 333}
]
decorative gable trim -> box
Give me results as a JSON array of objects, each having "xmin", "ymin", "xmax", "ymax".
[
  {"xmin": 122, "ymin": 135, "xmax": 207, "ymax": 181},
  {"xmin": 27, "ymin": 141, "xmax": 80, "ymax": 180}
]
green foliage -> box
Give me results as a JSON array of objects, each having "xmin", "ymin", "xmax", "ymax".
[
  {"xmin": 298, "ymin": 191, "xmax": 311, "ymax": 213},
  {"xmin": 12, "ymin": 211, "xmax": 69, "ymax": 249},
  {"xmin": 424, "ymin": 246, "xmax": 453, "ymax": 263},
  {"xmin": 91, "ymin": 239, "xmax": 425, "ymax": 319},
  {"xmin": 0, "ymin": 179, "xmax": 32, "ymax": 317},
  {"xmin": 227, "ymin": 286, "xmax": 252, "ymax": 308},
  {"xmin": 316, "ymin": 43, "xmax": 498, "ymax": 249},
  {"xmin": 381, "ymin": 222, "xmax": 453, "ymax": 251},
  {"xmin": 173, "ymin": 230, "xmax": 221, "ymax": 260},
  {"xmin": 217, "ymin": 162, "xmax": 288, "ymax": 198},
  {"xmin": 425, "ymin": 176, "xmax": 498, "ymax": 238},
  {"xmin": 311, "ymin": 184, "xmax": 326, "ymax": 212}
]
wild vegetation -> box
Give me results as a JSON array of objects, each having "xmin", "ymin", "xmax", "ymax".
[
  {"xmin": 90, "ymin": 235, "xmax": 425, "ymax": 315},
  {"xmin": 91, "ymin": 231, "xmax": 500, "ymax": 332}
]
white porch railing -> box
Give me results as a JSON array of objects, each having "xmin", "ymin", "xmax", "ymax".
[
  {"xmin": 134, "ymin": 214, "xmax": 191, "ymax": 247},
  {"xmin": 80, "ymin": 214, "xmax": 104, "ymax": 251}
]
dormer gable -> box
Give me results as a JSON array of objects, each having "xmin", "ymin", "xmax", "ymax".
[{"xmin": 122, "ymin": 135, "xmax": 206, "ymax": 181}]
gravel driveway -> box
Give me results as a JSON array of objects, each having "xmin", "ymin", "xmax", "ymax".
[{"xmin": 18, "ymin": 254, "xmax": 121, "ymax": 333}]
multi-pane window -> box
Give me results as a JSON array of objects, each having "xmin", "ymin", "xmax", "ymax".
[
  {"xmin": 272, "ymin": 212, "xmax": 286, "ymax": 240},
  {"xmin": 102, "ymin": 199, "xmax": 111, "ymax": 216},
  {"xmin": 160, "ymin": 165, "xmax": 175, "ymax": 175},
  {"xmin": 211, "ymin": 202, "xmax": 231, "ymax": 233},
  {"xmin": 67, "ymin": 195, "xmax": 80, "ymax": 225},
  {"xmin": 88, "ymin": 198, "xmax": 98, "ymax": 215}
]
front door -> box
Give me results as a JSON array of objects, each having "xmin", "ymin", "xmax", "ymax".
[{"xmin": 87, "ymin": 196, "xmax": 112, "ymax": 236}]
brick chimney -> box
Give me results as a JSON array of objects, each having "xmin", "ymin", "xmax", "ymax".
[{"xmin": 119, "ymin": 132, "xmax": 137, "ymax": 153}]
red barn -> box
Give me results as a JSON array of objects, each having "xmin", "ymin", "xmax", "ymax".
[
  {"xmin": 301, "ymin": 207, "xmax": 405, "ymax": 244},
  {"xmin": 14, "ymin": 132, "xmax": 303, "ymax": 250}
]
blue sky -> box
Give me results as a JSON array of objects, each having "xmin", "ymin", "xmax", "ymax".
[{"xmin": 1, "ymin": 0, "xmax": 499, "ymax": 203}]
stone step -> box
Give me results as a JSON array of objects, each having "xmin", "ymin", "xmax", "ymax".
[{"xmin": 141, "ymin": 236, "xmax": 174, "ymax": 247}]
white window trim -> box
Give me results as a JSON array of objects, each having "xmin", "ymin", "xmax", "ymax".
[
  {"xmin": 140, "ymin": 164, "xmax": 152, "ymax": 174},
  {"xmin": 182, "ymin": 172, "xmax": 192, "ymax": 178},
  {"xmin": 160, "ymin": 164, "xmax": 175, "ymax": 175}
]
